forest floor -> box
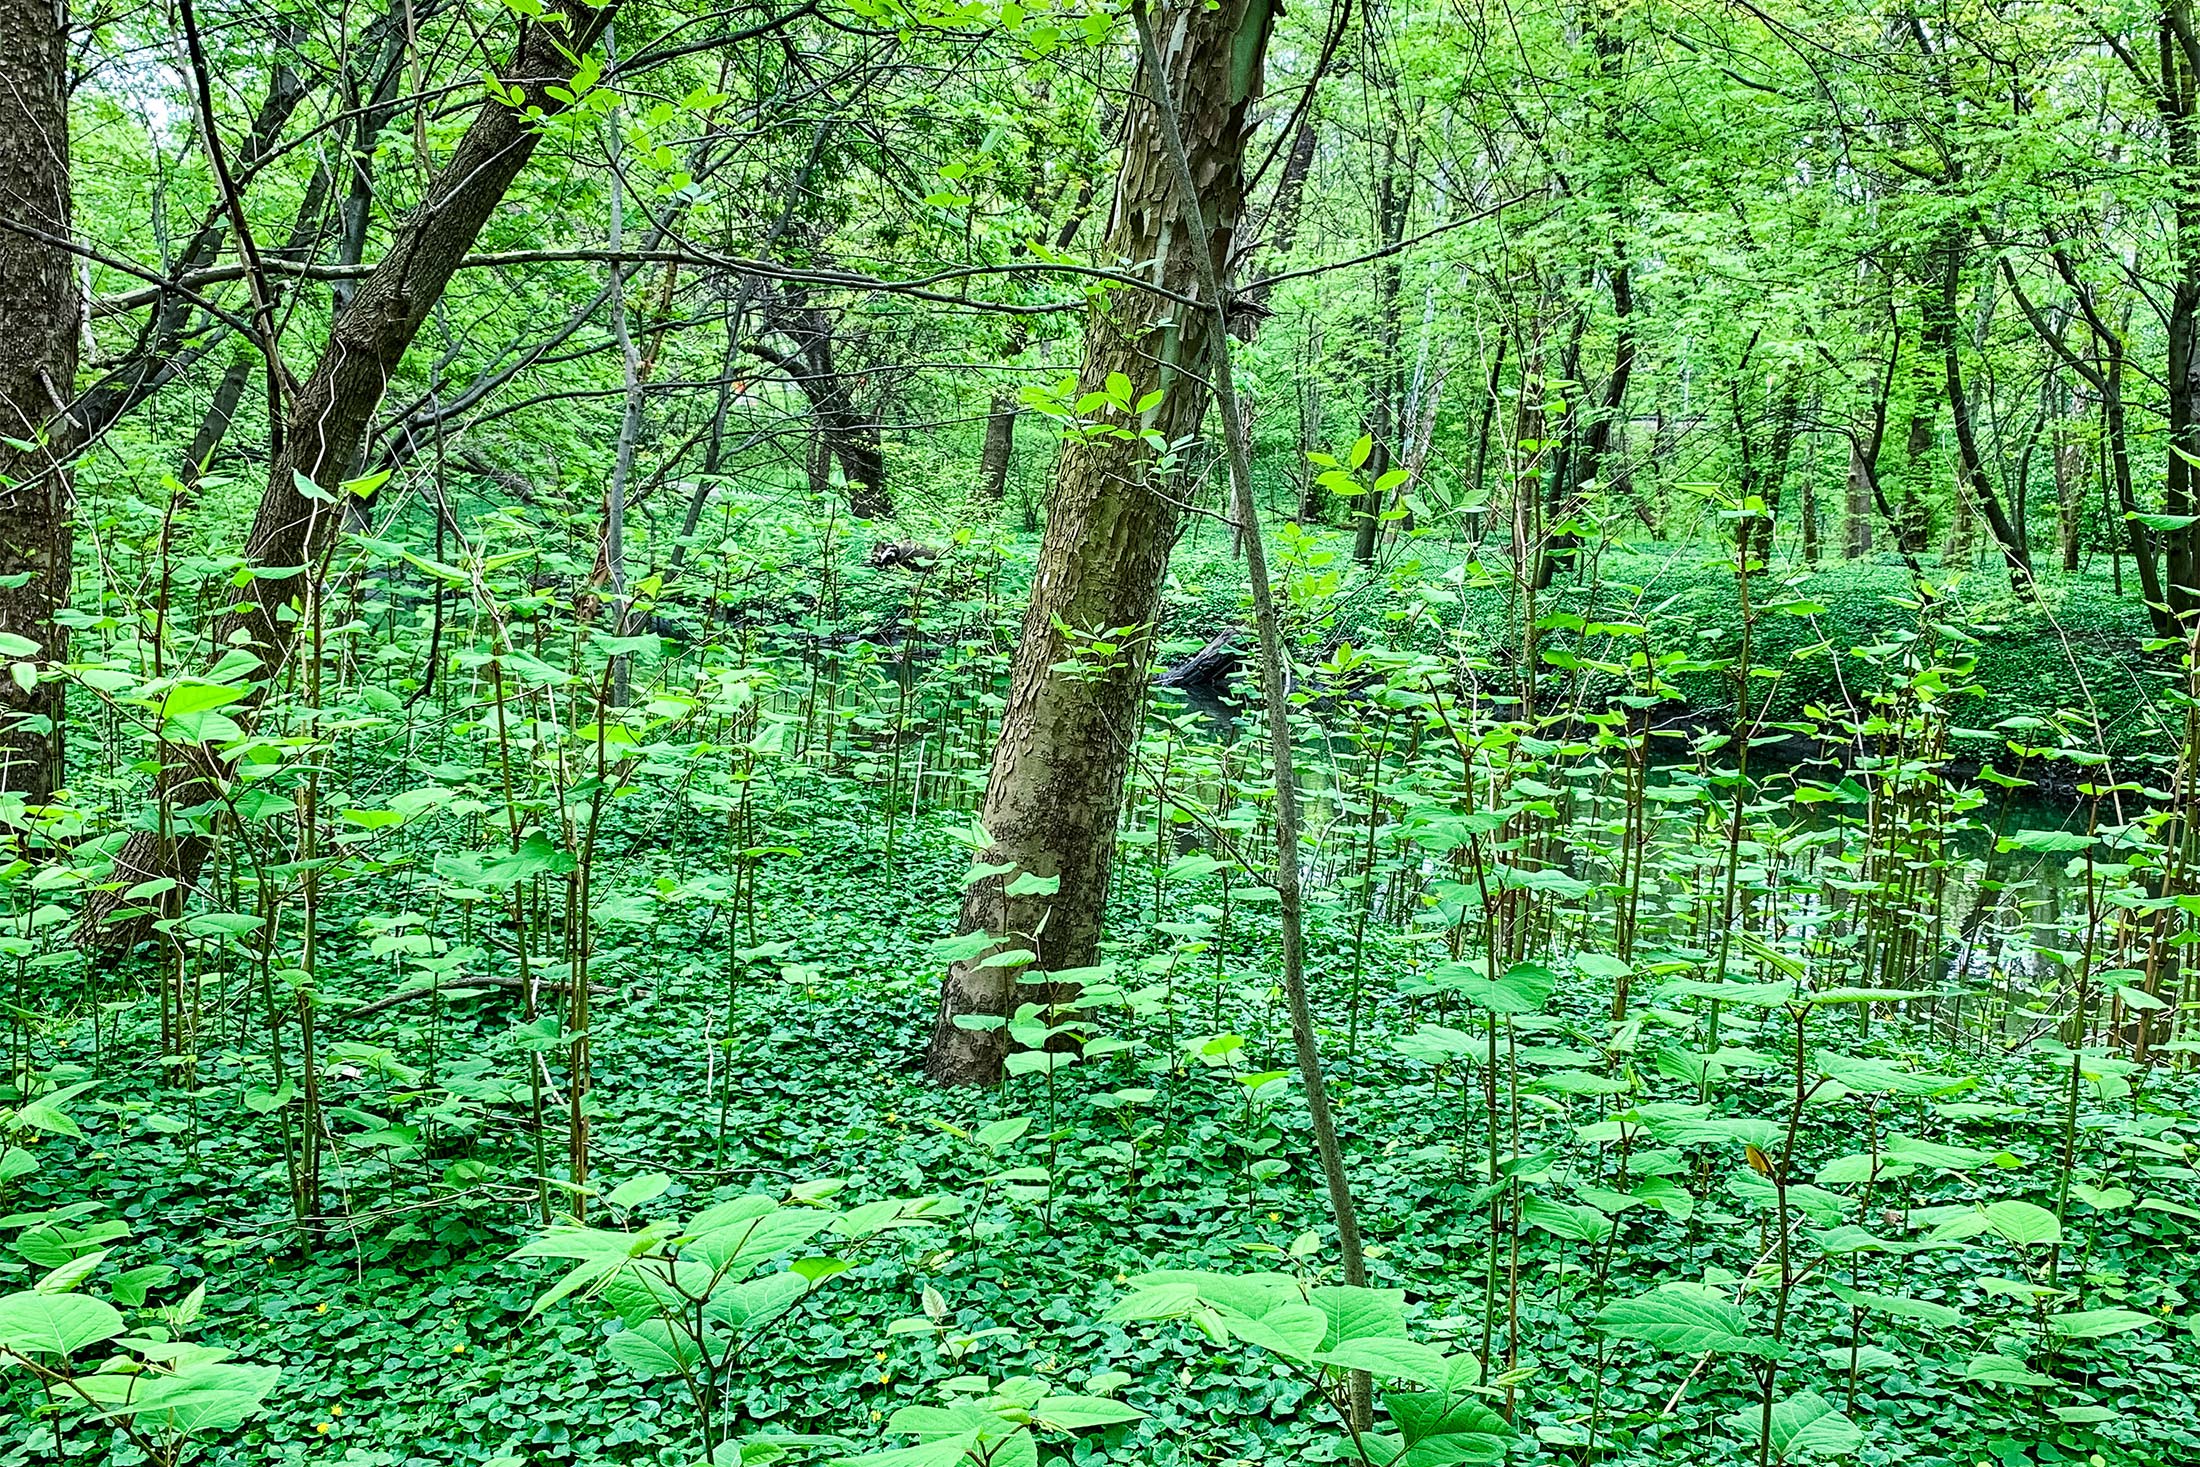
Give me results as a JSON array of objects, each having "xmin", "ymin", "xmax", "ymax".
[{"xmin": 14, "ymin": 768, "xmax": 2199, "ymax": 1467}]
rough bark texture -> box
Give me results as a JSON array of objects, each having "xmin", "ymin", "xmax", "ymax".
[
  {"xmin": 750, "ymin": 294, "xmax": 890, "ymax": 519},
  {"xmin": 1844, "ymin": 438, "xmax": 1875, "ymax": 558},
  {"xmin": 87, "ymin": 1, "xmax": 621, "ymax": 942},
  {"xmin": 977, "ymin": 391, "xmax": 1019, "ymax": 500},
  {"xmin": 924, "ymin": 0, "xmax": 1275, "ymax": 1085},
  {"xmin": 1534, "ymin": 260, "xmax": 1634, "ymax": 589},
  {"xmin": 0, "ymin": 0, "xmax": 78, "ymax": 799},
  {"xmin": 2055, "ymin": 422, "xmax": 2084, "ymax": 573}
]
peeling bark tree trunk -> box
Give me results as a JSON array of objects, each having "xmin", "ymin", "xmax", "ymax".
[
  {"xmin": 0, "ymin": 0, "xmax": 78, "ymax": 800},
  {"xmin": 85, "ymin": 0, "xmax": 623, "ymax": 943},
  {"xmin": 924, "ymin": 0, "xmax": 1276, "ymax": 1085}
]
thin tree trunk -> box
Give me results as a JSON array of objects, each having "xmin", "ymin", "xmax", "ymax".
[
  {"xmin": 2005, "ymin": 254, "xmax": 2167, "ymax": 627},
  {"xmin": 600, "ymin": 24, "xmax": 641, "ymax": 706},
  {"xmin": 85, "ymin": 0, "xmax": 627, "ymax": 944},
  {"xmin": 749, "ymin": 300, "xmax": 890, "ymax": 520},
  {"xmin": 1937, "ymin": 244, "xmax": 2032, "ymax": 592},
  {"xmin": 0, "ymin": 0, "xmax": 78, "ymax": 799},
  {"xmin": 1537, "ymin": 260, "xmax": 1636, "ymax": 588},
  {"xmin": 1353, "ymin": 81, "xmax": 1411, "ymax": 566},
  {"xmin": 1127, "ymin": 2, "xmax": 1372, "ymax": 1427},
  {"xmin": 2162, "ymin": 3, "xmax": 2200, "ymax": 614},
  {"xmin": 925, "ymin": 0, "xmax": 1277, "ymax": 1085},
  {"xmin": 1844, "ymin": 439, "xmax": 1874, "ymax": 558},
  {"xmin": 976, "ymin": 398, "xmax": 1019, "ymax": 502}
]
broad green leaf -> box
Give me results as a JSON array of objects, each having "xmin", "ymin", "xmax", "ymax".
[
  {"xmin": 1432, "ymin": 960, "xmax": 1555, "ymax": 1014},
  {"xmin": 1383, "ymin": 1387, "xmax": 1515, "ymax": 1445},
  {"xmin": 1595, "ymin": 1289, "xmax": 1774, "ymax": 1356},
  {"xmin": 1311, "ymin": 1284, "xmax": 1408, "ymax": 1347},
  {"xmin": 1314, "ymin": 1337, "xmax": 1451, "ymax": 1388},
  {"xmin": 1520, "ymin": 1194, "xmax": 1616, "ymax": 1243},
  {"xmin": 607, "ymin": 1173, "xmax": 671, "ymax": 1209},
  {"xmin": 684, "ymin": 1207, "xmax": 831, "ymax": 1270},
  {"xmin": 2047, "ymin": 1308, "xmax": 2154, "ymax": 1341},
  {"xmin": 1030, "ymin": 1395, "xmax": 1145, "ymax": 1429},
  {"xmin": 1965, "ymin": 1353, "xmax": 2056, "ymax": 1387},
  {"xmin": 99, "ymin": 1362, "xmax": 280, "ymax": 1434},
  {"xmin": 829, "ymin": 1436, "xmax": 978, "ymax": 1467},
  {"xmin": 605, "ymin": 1319, "xmax": 703, "ymax": 1377},
  {"xmin": 1723, "ymin": 1391, "xmax": 1861, "ymax": 1461},
  {"xmin": 1218, "ymin": 1301, "xmax": 1327, "ymax": 1360},
  {"xmin": 1984, "ymin": 1200, "xmax": 2062, "ymax": 1247},
  {"xmin": 0, "ymin": 1289, "xmax": 124, "ymax": 1355},
  {"xmin": 1822, "ymin": 1283, "xmax": 1960, "ymax": 1329},
  {"xmin": 1881, "ymin": 1135, "xmax": 1992, "ymax": 1171}
]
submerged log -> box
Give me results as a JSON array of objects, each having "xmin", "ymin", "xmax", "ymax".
[{"xmin": 1153, "ymin": 631, "xmax": 1243, "ymax": 691}]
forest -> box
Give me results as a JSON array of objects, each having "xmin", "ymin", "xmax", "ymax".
[{"xmin": 1, "ymin": 0, "xmax": 2199, "ymax": 1463}]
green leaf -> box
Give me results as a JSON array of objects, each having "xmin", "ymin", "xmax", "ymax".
[
  {"xmin": 1595, "ymin": 1288, "xmax": 1774, "ymax": 1356},
  {"xmin": 1311, "ymin": 1284, "xmax": 1408, "ymax": 1348},
  {"xmin": 1520, "ymin": 1194, "xmax": 1616, "ymax": 1242},
  {"xmin": 0, "ymin": 1289, "xmax": 125, "ymax": 1356},
  {"xmin": 99, "ymin": 1362, "xmax": 280, "ymax": 1434},
  {"xmin": 607, "ymin": 1173, "xmax": 671, "ymax": 1209},
  {"xmin": 1314, "ymin": 1337, "xmax": 1451, "ymax": 1388},
  {"xmin": 973, "ymin": 1116, "xmax": 1032, "ymax": 1151},
  {"xmin": 605, "ymin": 1319, "xmax": 703, "ymax": 1377},
  {"xmin": 683, "ymin": 1206, "xmax": 831, "ymax": 1270},
  {"xmin": 1965, "ymin": 1353, "xmax": 2057, "ymax": 1387},
  {"xmin": 1218, "ymin": 1301, "xmax": 1328, "ymax": 1360},
  {"xmin": 706, "ymin": 1270, "xmax": 812, "ymax": 1333},
  {"xmin": 830, "ymin": 1438, "xmax": 981, "ymax": 1467},
  {"xmin": 2047, "ymin": 1308, "xmax": 2155, "ymax": 1340},
  {"xmin": 1432, "ymin": 960, "xmax": 1555, "ymax": 1014},
  {"xmin": 1882, "ymin": 1135, "xmax": 1993, "ymax": 1171},
  {"xmin": 1722, "ymin": 1391, "xmax": 1861, "ymax": 1461},
  {"xmin": 1822, "ymin": 1283, "xmax": 1960, "ymax": 1329},
  {"xmin": 1031, "ymin": 1395, "xmax": 1145, "ymax": 1429},
  {"xmin": 1383, "ymin": 1387, "xmax": 1515, "ymax": 1445},
  {"xmin": 2067, "ymin": 1183, "xmax": 2135, "ymax": 1211},
  {"xmin": 2053, "ymin": 1405, "xmax": 2119, "ymax": 1424},
  {"xmin": 1984, "ymin": 1200, "xmax": 2062, "ymax": 1247}
]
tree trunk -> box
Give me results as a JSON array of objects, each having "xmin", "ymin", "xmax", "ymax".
[
  {"xmin": 1353, "ymin": 89, "xmax": 1411, "ymax": 566},
  {"xmin": 1844, "ymin": 439, "xmax": 1874, "ymax": 558},
  {"xmin": 2055, "ymin": 418, "xmax": 2084, "ymax": 573},
  {"xmin": 750, "ymin": 298, "xmax": 891, "ymax": 520},
  {"xmin": 86, "ymin": 0, "xmax": 624, "ymax": 944},
  {"xmin": 1537, "ymin": 260, "xmax": 1636, "ymax": 588},
  {"xmin": 1231, "ymin": 114, "xmax": 1316, "ymax": 335},
  {"xmin": 978, "ymin": 392, "xmax": 1019, "ymax": 500},
  {"xmin": 1937, "ymin": 243, "xmax": 2033, "ymax": 591},
  {"xmin": 2163, "ymin": 4, "xmax": 2200, "ymax": 615},
  {"xmin": 0, "ymin": 0, "xmax": 78, "ymax": 800},
  {"xmin": 924, "ymin": 0, "xmax": 1276, "ymax": 1085}
]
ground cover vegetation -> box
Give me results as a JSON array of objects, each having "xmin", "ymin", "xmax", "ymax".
[{"xmin": 1, "ymin": 0, "xmax": 2200, "ymax": 1464}]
